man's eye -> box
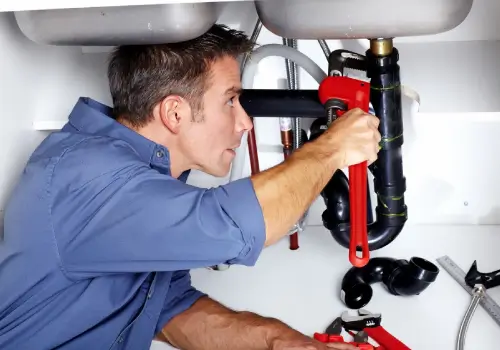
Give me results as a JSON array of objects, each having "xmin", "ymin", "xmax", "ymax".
[{"xmin": 227, "ymin": 97, "xmax": 235, "ymax": 107}]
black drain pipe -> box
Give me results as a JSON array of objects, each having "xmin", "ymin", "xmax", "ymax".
[
  {"xmin": 340, "ymin": 256, "xmax": 440, "ymax": 309},
  {"xmin": 318, "ymin": 39, "xmax": 408, "ymax": 251}
]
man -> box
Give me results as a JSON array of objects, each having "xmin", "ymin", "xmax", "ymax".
[{"xmin": 0, "ymin": 24, "xmax": 380, "ymax": 349}]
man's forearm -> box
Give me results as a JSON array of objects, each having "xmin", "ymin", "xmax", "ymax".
[
  {"xmin": 159, "ymin": 296, "xmax": 300, "ymax": 350},
  {"xmin": 251, "ymin": 138, "xmax": 341, "ymax": 246}
]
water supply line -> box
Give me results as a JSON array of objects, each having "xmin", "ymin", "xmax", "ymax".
[
  {"xmin": 318, "ymin": 39, "xmax": 331, "ymax": 60},
  {"xmin": 241, "ymin": 20, "xmax": 263, "ymax": 73},
  {"xmin": 457, "ymin": 285, "xmax": 486, "ymax": 350}
]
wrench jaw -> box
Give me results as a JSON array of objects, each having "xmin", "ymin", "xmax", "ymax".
[
  {"xmin": 340, "ymin": 310, "xmax": 382, "ymax": 331},
  {"xmin": 324, "ymin": 317, "xmax": 344, "ymax": 336},
  {"xmin": 328, "ymin": 49, "xmax": 367, "ymax": 77}
]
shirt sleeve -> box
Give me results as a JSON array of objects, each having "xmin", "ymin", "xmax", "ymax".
[
  {"xmin": 154, "ymin": 270, "xmax": 207, "ymax": 335},
  {"xmin": 51, "ymin": 161, "xmax": 266, "ymax": 278}
]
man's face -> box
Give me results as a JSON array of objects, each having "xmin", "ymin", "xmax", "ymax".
[{"xmin": 181, "ymin": 56, "xmax": 253, "ymax": 177}]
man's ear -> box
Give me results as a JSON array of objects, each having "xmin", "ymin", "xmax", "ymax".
[{"xmin": 158, "ymin": 95, "xmax": 191, "ymax": 134}]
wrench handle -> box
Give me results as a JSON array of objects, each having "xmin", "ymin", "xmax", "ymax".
[
  {"xmin": 363, "ymin": 326, "xmax": 411, "ymax": 350},
  {"xmin": 348, "ymin": 161, "xmax": 369, "ymax": 267},
  {"xmin": 317, "ymin": 75, "xmax": 372, "ymax": 267}
]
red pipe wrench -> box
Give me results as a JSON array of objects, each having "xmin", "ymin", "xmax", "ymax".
[{"xmin": 318, "ymin": 75, "xmax": 371, "ymax": 267}]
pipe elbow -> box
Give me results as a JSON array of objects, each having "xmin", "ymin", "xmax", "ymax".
[
  {"xmin": 321, "ymin": 168, "xmax": 407, "ymax": 251},
  {"xmin": 323, "ymin": 213, "xmax": 406, "ymax": 251},
  {"xmin": 340, "ymin": 256, "xmax": 440, "ymax": 309},
  {"xmin": 387, "ymin": 257, "xmax": 440, "ymax": 296}
]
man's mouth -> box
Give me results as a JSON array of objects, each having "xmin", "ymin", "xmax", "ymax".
[{"xmin": 225, "ymin": 143, "xmax": 241, "ymax": 154}]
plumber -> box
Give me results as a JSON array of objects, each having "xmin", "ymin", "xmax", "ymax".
[{"xmin": 0, "ymin": 24, "xmax": 381, "ymax": 350}]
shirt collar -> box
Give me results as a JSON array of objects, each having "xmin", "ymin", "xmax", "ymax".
[{"xmin": 65, "ymin": 97, "xmax": 191, "ymax": 181}]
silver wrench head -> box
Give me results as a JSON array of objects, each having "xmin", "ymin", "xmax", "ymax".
[{"xmin": 358, "ymin": 309, "xmax": 382, "ymax": 318}]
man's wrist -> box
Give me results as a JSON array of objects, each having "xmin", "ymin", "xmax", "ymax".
[
  {"xmin": 263, "ymin": 318, "xmax": 303, "ymax": 348},
  {"xmin": 295, "ymin": 137, "xmax": 343, "ymax": 174}
]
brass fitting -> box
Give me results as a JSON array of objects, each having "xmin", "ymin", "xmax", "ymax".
[{"xmin": 370, "ymin": 38, "xmax": 393, "ymax": 56}]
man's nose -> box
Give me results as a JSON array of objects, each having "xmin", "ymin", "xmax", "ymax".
[{"xmin": 235, "ymin": 108, "xmax": 253, "ymax": 133}]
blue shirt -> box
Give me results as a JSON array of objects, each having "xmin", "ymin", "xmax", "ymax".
[{"xmin": 0, "ymin": 97, "xmax": 266, "ymax": 350}]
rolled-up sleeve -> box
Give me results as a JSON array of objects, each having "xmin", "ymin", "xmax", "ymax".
[
  {"xmin": 52, "ymin": 163, "xmax": 266, "ymax": 278},
  {"xmin": 155, "ymin": 270, "xmax": 206, "ymax": 335}
]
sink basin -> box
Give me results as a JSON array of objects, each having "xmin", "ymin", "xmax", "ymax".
[
  {"xmin": 14, "ymin": 1, "xmax": 260, "ymax": 46},
  {"xmin": 13, "ymin": 0, "xmax": 474, "ymax": 46},
  {"xmin": 14, "ymin": 3, "xmax": 220, "ymax": 45},
  {"xmin": 255, "ymin": 0, "xmax": 474, "ymax": 39}
]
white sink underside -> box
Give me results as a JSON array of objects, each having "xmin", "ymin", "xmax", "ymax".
[{"xmin": 12, "ymin": 0, "xmax": 475, "ymax": 46}]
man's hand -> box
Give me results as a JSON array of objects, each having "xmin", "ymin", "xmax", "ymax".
[
  {"xmin": 316, "ymin": 107, "xmax": 381, "ymax": 170},
  {"xmin": 270, "ymin": 335, "xmax": 358, "ymax": 350}
]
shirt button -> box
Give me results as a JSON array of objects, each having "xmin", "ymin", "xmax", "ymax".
[
  {"xmin": 147, "ymin": 290, "xmax": 153, "ymax": 299},
  {"xmin": 156, "ymin": 150, "xmax": 164, "ymax": 158},
  {"xmin": 118, "ymin": 337, "xmax": 123, "ymax": 343}
]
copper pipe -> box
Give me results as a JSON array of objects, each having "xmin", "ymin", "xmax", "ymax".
[
  {"xmin": 280, "ymin": 126, "xmax": 299, "ymax": 250},
  {"xmin": 370, "ymin": 38, "xmax": 393, "ymax": 56},
  {"xmin": 281, "ymin": 129, "xmax": 293, "ymax": 158},
  {"xmin": 247, "ymin": 119, "xmax": 260, "ymax": 175},
  {"xmin": 289, "ymin": 232, "xmax": 299, "ymax": 250}
]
